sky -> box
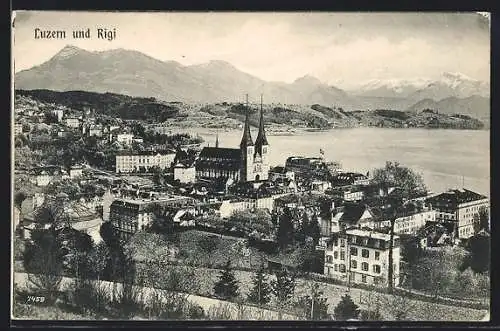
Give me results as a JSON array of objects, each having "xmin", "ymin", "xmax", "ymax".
[{"xmin": 12, "ymin": 11, "xmax": 490, "ymax": 89}]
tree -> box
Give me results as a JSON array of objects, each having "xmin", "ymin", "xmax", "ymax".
[
  {"xmin": 307, "ymin": 215, "xmax": 321, "ymax": 246},
  {"xmin": 271, "ymin": 268, "xmax": 296, "ymax": 309},
  {"xmin": 360, "ymin": 309, "xmax": 383, "ymax": 321},
  {"xmin": 14, "ymin": 191, "xmax": 27, "ymax": 210},
  {"xmin": 24, "ymin": 230, "xmax": 64, "ymax": 305},
  {"xmin": 294, "ymin": 282, "xmax": 330, "ymax": 320},
  {"xmin": 400, "ymin": 235, "xmax": 423, "ymax": 267},
  {"xmin": 359, "ymin": 289, "xmax": 383, "ymax": 321},
  {"xmin": 88, "ymin": 241, "xmax": 110, "ymax": 282},
  {"xmin": 247, "ymin": 264, "xmax": 271, "ymax": 306},
  {"xmin": 474, "ymin": 206, "xmax": 490, "ymax": 232},
  {"xmin": 213, "ymin": 260, "xmax": 239, "ymax": 300},
  {"xmin": 295, "ymin": 212, "xmax": 309, "ymax": 244},
  {"xmin": 277, "ymin": 207, "xmax": 294, "ymax": 251},
  {"xmin": 381, "ymin": 292, "xmax": 416, "ymax": 321},
  {"xmin": 371, "ymin": 161, "xmax": 427, "ymax": 198},
  {"xmin": 333, "ymin": 294, "xmax": 360, "ymax": 320},
  {"xmin": 466, "ymin": 234, "xmax": 490, "ymax": 273}
]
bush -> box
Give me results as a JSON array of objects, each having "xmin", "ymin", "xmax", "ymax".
[
  {"xmin": 360, "ymin": 309, "xmax": 383, "ymax": 321},
  {"xmin": 333, "ymin": 294, "xmax": 360, "ymax": 320}
]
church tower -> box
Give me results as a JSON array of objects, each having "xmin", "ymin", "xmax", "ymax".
[
  {"xmin": 254, "ymin": 94, "xmax": 269, "ymax": 181},
  {"xmin": 240, "ymin": 94, "xmax": 254, "ymax": 182}
]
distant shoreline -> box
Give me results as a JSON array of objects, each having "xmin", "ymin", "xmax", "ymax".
[{"xmin": 169, "ymin": 126, "xmax": 490, "ymax": 137}]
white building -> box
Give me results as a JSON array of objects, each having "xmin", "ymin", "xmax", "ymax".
[
  {"xmin": 14, "ymin": 123, "xmax": 23, "ymax": 136},
  {"xmin": 116, "ymin": 133, "xmax": 134, "ymax": 145},
  {"xmin": 392, "ymin": 210, "xmax": 436, "ymax": 235},
  {"xmin": 65, "ymin": 117, "xmax": 81, "ymax": 128},
  {"xmin": 426, "ymin": 189, "xmax": 490, "ymax": 239},
  {"xmin": 115, "ymin": 151, "xmax": 176, "ymax": 173},
  {"xmin": 323, "ymin": 228, "xmax": 401, "ymax": 287},
  {"xmin": 173, "ymin": 161, "xmax": 196, "ymax": 183},
  {"xmin": 52, "ymin": 109, "xmax": 64, "ymax": 122},
  {"xmin": 89, "ymin": 125, "xmax": 103, "ymax": 137},
  {"xmin": 69, "ymin": 166, "xmax": 84, "ymax": 179},
  {"xmin": 29, "ymin": 171, "xmax": 53, "ymax": 187}
]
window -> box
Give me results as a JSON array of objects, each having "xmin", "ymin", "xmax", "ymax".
[
  {"xmin": 339, "ymin": 264, "xmax": 346, "ymax": 273},
  {"xmin": 326, "ymin": 255, "xmax": 333, "ymax": 263},
  {"xmin": 334, "ymin": 264, "xmax": 338, "ymax": 272},
  {"xmin": 373, "ymin": 265, "xmax": 381, "ymax": 274},
  {"xmin": 361, "ymin": 262, "xmax": 369, "ymax": 271},
  {"xmin": 362, "ymin": 275, "xmax": 367, "ymax": 283},
  {"xmin": 351, "ymin": 260, "xmax": 357, "ymax": 269},
  {"xmin": 340, "ymin": 239, "xmax": 345, "ymax": 247},
  {"xmin": 327, "ymin": 267, "xmax": 331, "ymax": 275},
  {"xmin": 350, "ymin": 247, "xmax": 358, "ymax": 256},
  {"xmin": 334, "ymin": 251, "xmax": 338, "ymax": 259},
  {"xmin": 375, "ymin": 251, "xmax": 380, "ymax": 260},
  {"xmin": 362, "ymin": 249, "xmax": 369, "ymax": 258},
  {"xmin": 351, "ymin": 236, "xmax": 357, "ymax": 244},
  {"xmin": 340, "ymin": 251, "xmax": 345, "ymax": 260}
]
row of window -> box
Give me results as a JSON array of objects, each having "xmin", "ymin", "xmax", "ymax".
[
  {"xmin": 335, "ymin": 237, "xmax": 388, "ymax": 249},
  {"xmin": 327, "ymin": 262, "xmax": 381, "ymax": 274},
  {"xmin": 327, "ymin": 249, "xmax": 380, "ymax": 262}
]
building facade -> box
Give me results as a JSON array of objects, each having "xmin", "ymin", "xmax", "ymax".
[
  {"xmin": 115, "ymin": 151, "xmax": 176, "ymax": 173},
  {"xmin": 173, "ymin": 161, "xmax": 196, "ymax": 183},
  {"xmin": 109, "ymin": 195, "xmax": 194, "ymax": 240},
  {"xmin": 323, "ymin": 228, "xmax": 401, "ymax": 287},
  {"xmin": 426, "ymin": 189, "xmax": 489, "ymax": 239},
  {"xmin": 65, "ymin": 117, "xmax": 81, "ymax": 128},
  {"xmin": 116, "ymin": 133, "xmax": 134, "ymax": 145},
  {"xmin": 109, "ymin": 199, "xmax": 156, "ymax": 241}
]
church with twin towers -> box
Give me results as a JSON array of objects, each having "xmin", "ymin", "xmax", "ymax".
[{"xmin": 195, "ymin": 94, "xmax": 270, "ymax": 183}]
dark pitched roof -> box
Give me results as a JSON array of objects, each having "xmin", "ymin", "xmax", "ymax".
[
  {"xmin": 426, "ymin": 189, "xmax": 488, "ymax": 207},
  {"xmin": 255, "ymin": 103, "xmax": 269, "ymax": 149},
  {"xmin": 198, "ymin": 147, "xmax": 241, "ymax": 160},
  {"xmin": 240, "ymin": 112, "xmax": 254, "ymax": 148},
  {"xmin": 338, "ymin": 203, "xmax": 370, "ymax": 225}
]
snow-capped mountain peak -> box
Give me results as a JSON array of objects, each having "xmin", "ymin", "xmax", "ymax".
[{"xmin": 353, "ymin": 72, "xmax": 489, "ymax": 99}]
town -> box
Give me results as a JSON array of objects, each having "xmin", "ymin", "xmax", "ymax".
[{"xmin": 12, "ymin": 92, "xmax": 490, "ymax": 321}]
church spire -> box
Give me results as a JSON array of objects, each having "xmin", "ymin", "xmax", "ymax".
[
  {"xmin": 240, "ymin": 94, "xmax": 254, "ymax": 148},
  {"xmin": 255, "ymin": 93, "xmax": 269, "ymax": 149}
]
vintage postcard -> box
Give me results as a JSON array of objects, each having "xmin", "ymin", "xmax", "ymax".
[{"xmin": 11, "ymin": 11, "xmax": 490, "ymax": 322}]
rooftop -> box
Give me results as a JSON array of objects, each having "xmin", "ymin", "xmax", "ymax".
[
  {"xmin": 199, "ymin": 147, "xmax": 241, "ymax": 160},
  {"xmin": 116, "ymin": 150, "xmax": 176, "ymax": 156},
  {"xmin": 345, "ymin": 228, "xmax": 398, "ymax": 241},
  {"xmin": 426, "ymin": 188, "xmax": 488, "ymax": 206}
]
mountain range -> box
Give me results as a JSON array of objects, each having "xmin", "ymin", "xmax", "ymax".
[{"xmin": 14, "ymin": 45, "xmax": 490, "ymax": 119}]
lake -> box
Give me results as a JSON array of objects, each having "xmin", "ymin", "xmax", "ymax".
[{"xmin": 195, "ymin": 128, "xmax": 490, "ymax": 197}]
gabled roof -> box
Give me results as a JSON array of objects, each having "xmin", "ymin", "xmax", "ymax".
[
  {"xmin": 337, "ymin": 203, "xmax": 373, "ymax": 225},
  {"xmin": 198, "ymin": 147, "xmax": 241, "ymax": 160}
]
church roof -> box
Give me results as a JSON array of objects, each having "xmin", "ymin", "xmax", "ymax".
[
  {"xmin": 198, "ymin": 147, "xmax": 241, "ymax": 160},
  {"xmin": 255, "ymin": 103, "xmax": 269, "ymax": 148},
  {"xmin": 240, "ymin": 112, "xmax": 254, "ymax": 148}
]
